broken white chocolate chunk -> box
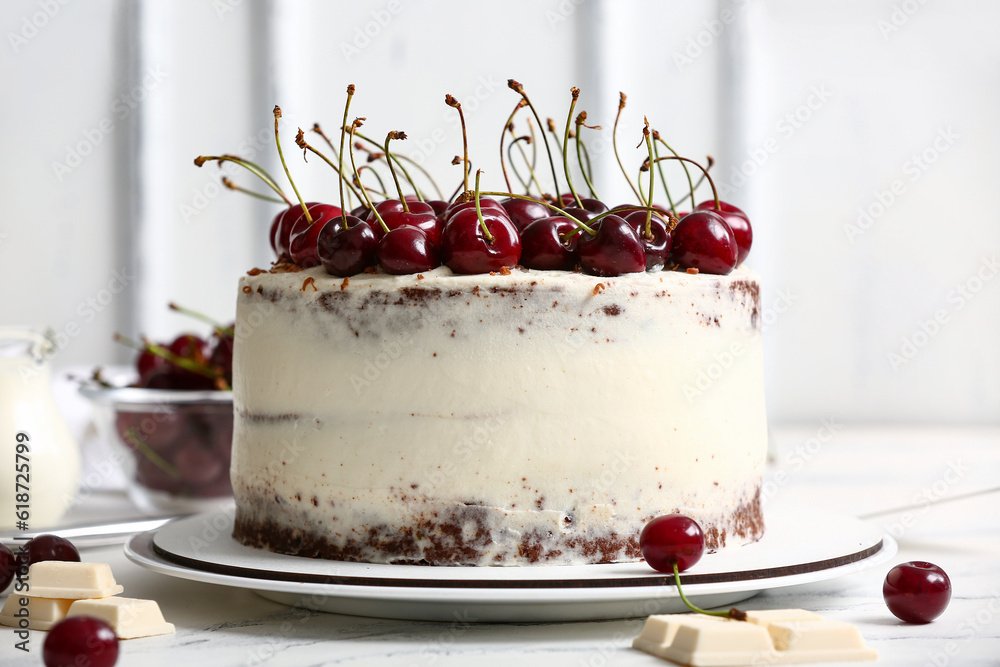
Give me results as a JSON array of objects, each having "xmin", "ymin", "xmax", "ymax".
[
  {"xmin": 23, "ymin": 561, "xmax": 124, "ymax": 599},
  {"xmin": 67, "ymin": 597, "xmax": 174, "ymax": 639},
  {"xmin": 0, "ymin": 595, "xmax": 74, "ymax": 631},
  {"xmin": 632, "ymin": 610, "xmax": 877, "ymax": 665}
]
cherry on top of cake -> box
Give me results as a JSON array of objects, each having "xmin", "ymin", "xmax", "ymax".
[{"xmin": 194, "ymin": 81, "xmax": 753, "ymax": 281}]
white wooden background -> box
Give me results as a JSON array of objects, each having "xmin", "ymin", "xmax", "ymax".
[{"xmin": 2, "ymin": 0, "xmax": 999, "ymax": 424}]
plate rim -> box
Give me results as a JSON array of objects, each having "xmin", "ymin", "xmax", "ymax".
[{"xmin": 125, "ymin": 505, "xmax": 897, "ymax": 604}]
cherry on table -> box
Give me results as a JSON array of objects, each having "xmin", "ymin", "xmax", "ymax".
[
  {"xmin": 883, "ymin": 561, "xmax": 951, "ymax": 623},
  {"xmin": 669, "ymin": 211, "xmax": 738, "ymax": 275},
  {"xmin": 577, "ymin": 215, "xmax": 646, "ymax": 277},
  {"xmin": 639, "ymin": 514, "xmax": 705, "ymax": 574},
  {"xmin": 44, "ymin": 616, "xmax": 119, "ymax": 667},
  {"xmin": 0, "ymin": 543, "xmax": 15, "ymax": 592},
  {"xmin": 23, "ymin": 534, "xmax": 81, "ymax": 566}
]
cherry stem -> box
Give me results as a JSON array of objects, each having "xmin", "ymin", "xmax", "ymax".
[
  {"xmin": 640, "ymin": 123, "xmax": 657, "ymax": 238},
  {"xmin": 445, "ymin": 94, "xmax": 470, "ymax": 194},
  {"xmin": 194, "ymin": 155, "xmax": 291, "ymax": 205},
  {"xmin": 613, "ymin": 92, "xmax": 643, "ymax": 203},
  {"xmin": 384, "ymin": 131, "xmax": 410, "ymax": 212},
  {"xmin": 654, "ymin": 133, "xmax": 696, "ymax": 211},
  {"xmin": 124, "ymin": 428, "xmax": 181, "ymax": 478},
  {"xmin": 167, "ymin": 303, "xmax": 233, "ymax": 337},
  {"xmin": 351, "ymin": 130, "xmax": 429, "ymax": 201},
  {"xmin": 561, "ymin": 88, "xmax": 584, "ymax": 208},
  {"xmin": 348, "ymin": 118, "xmax": 389, "ymax": 234},
  {"xmin": 574, "ymin": 112, "xmax": 600, "ymax": 200},
  {"xmin": 500, "ymin": 100, "xmax": 528, "ymax": 193},
  {"xmin": 295, "ymin": 130, "xmax": 365, "ymax": 216},
  {"xmin": 651, "ymin": 141, "xmax": 677, "ymax": 215},
  {"xmin": 673, "ymin": 562, "xmax": 747, "ymax": 621},
  {"xmin": 472, "ymin": 170, "xmax": 496, "ymax": 245},
  {"xmin": 311, "ymin": 123, "xmax": 340, "ymax": 162},
  {"xmin": 651, "ymin": 156, "xmax": 720, "ymax": 209},
  {"xmin": 671, "ymin": 156, "xmax": 714, "ymax": 208},
  {"xmin": 506, "ymin": 138, "xmax": 532, "ymax": 194},
  {"xmin": 510, "ymin": 134, "xmax": 542, "ymax": 196},
  {"xmin": 508, "ymin": 79, "xmax": 561, "ymax": 198},
  {"xmin": 355, "ymin": 166, "xmax": 389, "ymax": 199},
  {"xmin": 273, "ymin": 106, "xmax": 312, "ymax": 224},
  {"xmin": 113, "ymin": 333, "xmax": 227, "ymax": 387},
  {"xmin": 479, "ymin": 190, "xmax": 594, "ymax": 235},
  {"xmin": 221, "ymin": 177, "xmax": 286, "ymax": 205},
  {"xmin": 338, "ymin": 84, "xmax": 355, "ymax": 226}
]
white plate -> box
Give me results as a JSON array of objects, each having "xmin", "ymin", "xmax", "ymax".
[{"xmin": 125, "ymin": 503, "xmax": 895, "ymax": 622}]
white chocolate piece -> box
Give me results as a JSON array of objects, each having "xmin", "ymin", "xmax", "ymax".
[
  {"xmin": 0, "ymin": 595, "xmax": 73, "ymax": 631},
  {"xmin": 23, "ymin": 561, "xmax": 124, "ymax": 599},
  {"xmin": 632, "ymin": 610, "xmax": 877, "ymax": 665},
  {"xmin": 67, "ymin": 597, "xmax": 174, "ymax": 639}
]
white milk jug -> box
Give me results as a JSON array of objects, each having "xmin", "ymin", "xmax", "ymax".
[{"xmin": 0, "ymin": 328, "xmax": 80, "ymax": 529}]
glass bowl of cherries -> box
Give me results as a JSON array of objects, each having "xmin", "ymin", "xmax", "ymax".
[{"xmin": 80, "ymin": 306, "xmax": 234, "ymax": 515}]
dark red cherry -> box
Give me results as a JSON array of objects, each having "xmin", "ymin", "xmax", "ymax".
[
  {"xmin": 695, "ymin": 200, "xmax": 752, "ymax": 266},
  {"xmin": 669, "ymin": 211, "xmax": 738, "ymax": 275},
  {"xmin": 44, "ymin": 616, "xmax": 119, "ymax": 667},
  {"xmin": 167, "ymin": 334, "xmax": 207, "ymax": 363},
  {"xmin": 0, "ymin": 543, "xmax": 15, "ymax": 592},
  {"xmin": 288, "ymin": 204, "xmax": 343, "ymax": 267},
  {"xmin": 174, "ymin": 443, "xmax": 225, "ymax": 486},
  {"xmin": 366, "ymin": 199, "xmax": 434, "ymax": 225},
  {"xmin": 377, "ymin": 226, "xmax": 440, "ymax": 275},
  {"xmin": 576, "ymin": 215, "xmax": 646, "ymax": 277},
  {"xmin": 135, "ymin": 347, "xmax": 166, "ymax": 379},
  {"xmin": 350, "ymin": 203, "xmax": 370, "ymax": 219},
  {"xmin": 501, "ymin": 197, "xmax": 550, "ymax": 232},
  {"xmin": 639, "ymin": 515, "xmax": 705, "ymax": 574},
  {"xmin": 520, "ymin": 216, "xmax": 579, "ymax": 271},
  {"xmin": 318, "ymin": 217, "xmax": 378, "ymax": 277},
  {"xmin": 273, "ymin": 202, "xmax": 323, "ymax": 259},
  {"xmin": 23, "ymin": 534, "xmax": 81, "ymax": 566},
  {"xmin": 405, "ymin": 194, "xmax": 449, "ymax": 217},
  {"xmin": 560, "ymin": 194, "xmax": 609, "ymax": 215},
  {"xmin": 883, "ymin": 561, "xmax": 951, "ymax": 624},
  {"xmin": 623, "ymin": 211, "xmax": 672, "ymax": 271},
  {"xmin": 208, "ymin": 334, "xmax": 234, "ymax": 386},
  {"xmin": 561, "ymin": 206, "xmax": 595, "ymax": 222},
  {"xmin": 443, "ymin": 197, "xmax": 507, "ymax": 223},
  {"xmin": 441, "ymin": 208, "xmax": 521, "ymax": 274},
  {"xmin": 374, "ymin": 208, "xmax": 442, "ymax": 246}
]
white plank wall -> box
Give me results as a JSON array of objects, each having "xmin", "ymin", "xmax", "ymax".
[{"xmin": 1, "ymin": 0, "xmax": 998, "ymax": 424}]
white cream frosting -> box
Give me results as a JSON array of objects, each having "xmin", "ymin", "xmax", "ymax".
[{"xmin": 231, "ymin": 265, "xmax": 767, "ymax": 565}]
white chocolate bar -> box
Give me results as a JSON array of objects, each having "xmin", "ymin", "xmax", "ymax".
[
  {"xmin": 67, "ymin": 597, "xmax": 174, "ymax": 639},
  {"xmin": 0, "ymin": 595, "xmax": 74, "ymax": 631},
  {"xmin": 632, "ymin": 609, "xmax": 878, "ymax": 665},
  {"xmin": 23, "ymin": 561, "xmax": 124, "ymax": 599}
]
